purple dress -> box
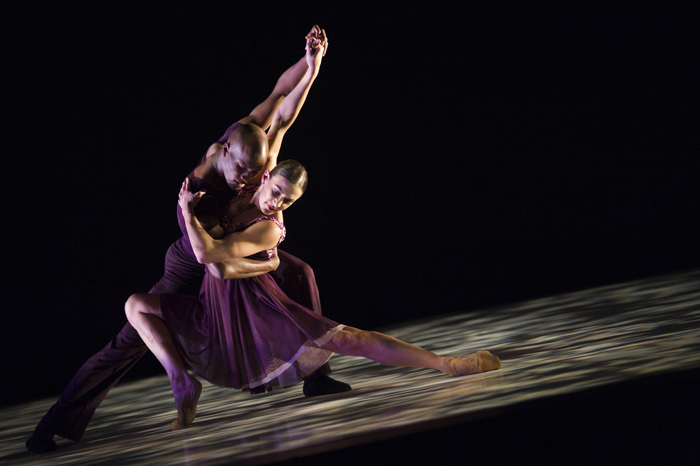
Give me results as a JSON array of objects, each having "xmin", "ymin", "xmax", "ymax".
[{"xmin": 161, "ymin": 216, "xmax": 343, "ymax": 391}]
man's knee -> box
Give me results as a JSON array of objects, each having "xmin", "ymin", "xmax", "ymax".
[
  {"xmin": 289, "ymin": 262, "xmax": 315, "ymax": 285},
  {"xmin": 297, "ymin": 262, "xmax": 315, "ymax": 282},
  {"xmin": 278, "ymin": 251, "xmax": 315, "ymax": 282}
]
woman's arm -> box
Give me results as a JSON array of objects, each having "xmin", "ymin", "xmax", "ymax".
[
  {"xmin": 254, "ymin": 34, "xmax": 325, "ymax": 179},
  {"xmin": 179, "ymin": 179, "xmax": 281, "ymax": 263}
]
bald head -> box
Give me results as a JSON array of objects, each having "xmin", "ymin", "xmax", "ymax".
[
  {"xmin": 227, "ymin": 122, "xmax": 268, "ymax": 167},
  {"xmin": 219, "ymin": 122, "xmax": 268, "ymax": 189}
]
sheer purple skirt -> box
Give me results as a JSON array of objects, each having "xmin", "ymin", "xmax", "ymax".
[{"xmin": 160, "ymin": 272, "xmax": 342, "ymax": 391}]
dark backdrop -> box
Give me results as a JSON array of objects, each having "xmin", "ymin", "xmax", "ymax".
[{"xmin": 3, "ymin": 4, "xmax": 698, "ymax": 406}]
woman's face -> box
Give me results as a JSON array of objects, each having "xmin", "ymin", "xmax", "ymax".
[{"xmin": 258, "ymin": 174, "xmax": 304, "ymax": 215}]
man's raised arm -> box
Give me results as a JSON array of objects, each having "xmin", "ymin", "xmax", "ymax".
[{"xmin": 238, "ymin": 25, "xmax": 327, "ymax": 132}]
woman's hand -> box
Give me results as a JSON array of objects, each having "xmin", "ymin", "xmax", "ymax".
[
  {"xmin": 178, "ymin": 178, "xmax": 206, "ymax": 215},
  {"xmin": 305, "ymin": 37, "xmax": 325, "ymax": 71}
]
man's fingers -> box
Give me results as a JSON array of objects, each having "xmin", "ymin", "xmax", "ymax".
[{"xmin": 180, "ymin": 178, "xmax": 191, "ymax": 197}]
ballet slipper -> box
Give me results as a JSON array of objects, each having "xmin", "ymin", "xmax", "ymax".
[
  {"xmin": 449, "ymin": 351, "xmax": 501, "ymax": 376},
  {"xmin": 170, "ymin": 378, "xmax": 202, "ymax": 430}
]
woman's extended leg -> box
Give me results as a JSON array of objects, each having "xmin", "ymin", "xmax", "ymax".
[
  {"xmin": 125, "ymin": 294, "xmax": 202, "ymax": 428},
  {"xmin": 321, "ymin": 326, "xmax": 500, "ymax": 375}
]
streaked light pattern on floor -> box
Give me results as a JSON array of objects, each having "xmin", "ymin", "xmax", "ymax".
[{"xmin": 2, "ymin": 271, "xmax": 699, "ymax": 465}]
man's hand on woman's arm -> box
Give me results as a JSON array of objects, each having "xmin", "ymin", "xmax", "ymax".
[{"xmin": 206, "ymin": 253, "xmax": 280, "ymax": 280}]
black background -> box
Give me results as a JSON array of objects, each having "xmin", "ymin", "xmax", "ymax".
[{"xmin": 2, "ymin": 4, "xmax": 698, "ymax": 407}]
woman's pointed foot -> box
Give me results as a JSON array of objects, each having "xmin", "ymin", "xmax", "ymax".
[
  {"xmin": 448, "ymin": 351, "xmax": 501, "ymax": 376},
  {"xmin": 171, "ymin": 377, "xmax": 202, "ymax": 429}
]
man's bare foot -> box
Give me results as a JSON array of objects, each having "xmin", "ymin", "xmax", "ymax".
[
  {"xmin": 448, "ymin": 351, "xmax": 501, "ymax": 376},
  {"xmin": 171, "ymin": 376, "xmax": 202, "ymax": 430}
]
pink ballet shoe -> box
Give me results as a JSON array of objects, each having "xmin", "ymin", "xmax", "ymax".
[
  {"xmin": 171, "ymin": 378, "xmax": 202, "ymax": 430},
  {"xmin": 449, "ymin": 351, "xmax": 501, "ymax": 376}
]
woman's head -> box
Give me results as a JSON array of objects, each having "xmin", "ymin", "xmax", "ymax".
[
  {"xmin": 270, "ymin": 159, "xmax": 308, "ymax": 193},
  {"xmin": 255, "ymin": 159, "xmax": 308, "ymax": 215}
]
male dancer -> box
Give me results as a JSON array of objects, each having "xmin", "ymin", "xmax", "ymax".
[{"xmin": 27, "ymin": 25, "xmax": 348, "ymax": 454}]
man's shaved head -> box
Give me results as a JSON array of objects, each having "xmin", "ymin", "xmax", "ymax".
[
  {"xmin": 228, "ymin": 123, "xmax": 268, "ymax": 167},
  {"xmin": 219, "ymin": 122, "xmax": 268, "ymax": 189}
]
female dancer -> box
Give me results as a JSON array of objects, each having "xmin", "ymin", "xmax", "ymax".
[{"xmin": 126, "ymin": 158, "xmax": 501, "ymax": 428}]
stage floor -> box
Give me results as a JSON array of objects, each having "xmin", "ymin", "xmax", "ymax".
[{"xmin": 2, "ymin": 271, "xmax": 700, "ymax": 465}]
